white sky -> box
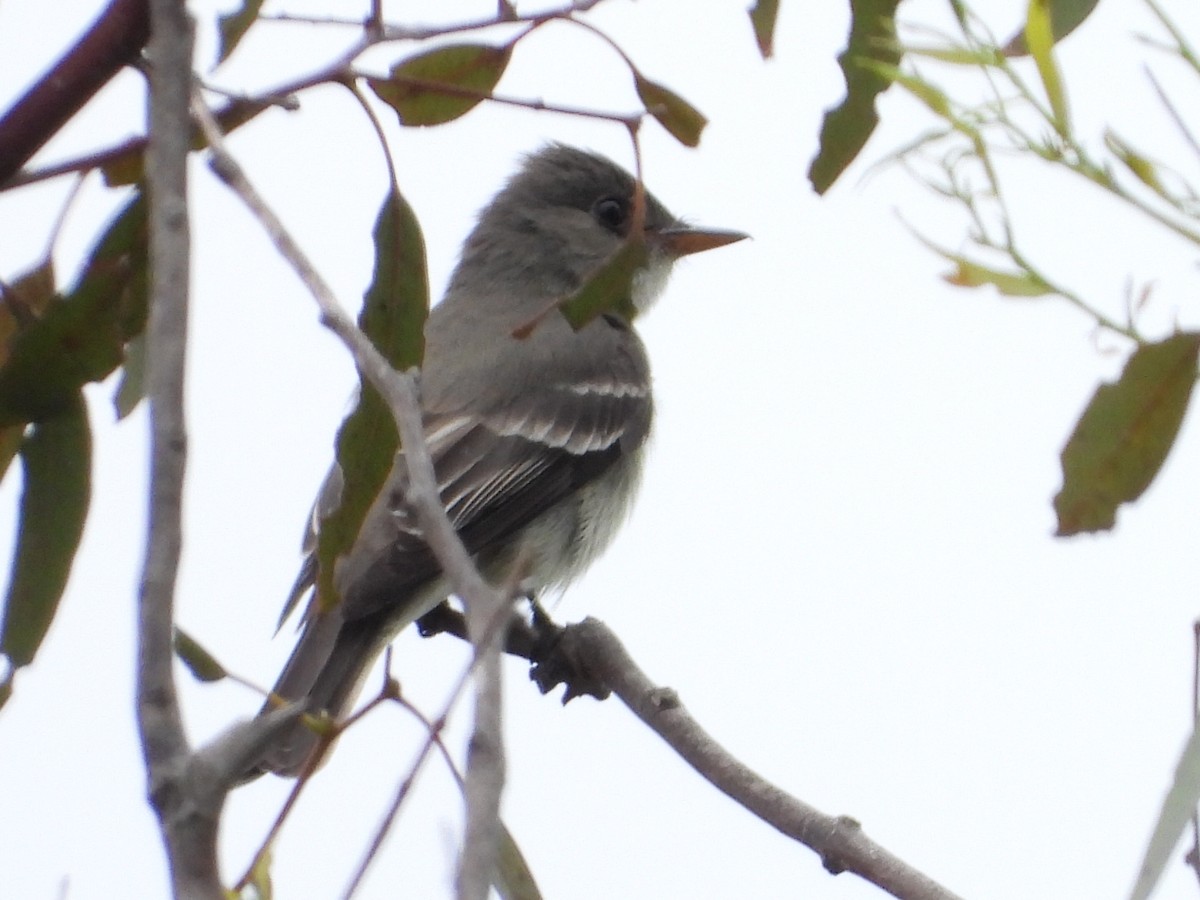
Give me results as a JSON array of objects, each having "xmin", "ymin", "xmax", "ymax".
[{"xmin": 3, "ymin": 1, "xmax": 1200, "ymax": 898}]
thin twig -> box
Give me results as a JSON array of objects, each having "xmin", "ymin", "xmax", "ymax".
[{"xmin": 342, "ymin": 595, "xmax": 519, "ymax": 900}]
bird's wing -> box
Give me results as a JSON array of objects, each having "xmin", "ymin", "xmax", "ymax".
[{"xmin": 289, "ymin": 377, "xmax": 651, "ymax": 626}]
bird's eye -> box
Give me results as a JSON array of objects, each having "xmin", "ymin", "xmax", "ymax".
[{"xmin": 592, "ymin": 196, "xmax": 629, "ymax": 233}]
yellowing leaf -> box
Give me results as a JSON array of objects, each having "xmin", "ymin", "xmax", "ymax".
[
  {"xmin": 1004, "ymin": 0, "xmax": 1100, "ymax": 55},
  {"xmin": 370, "ymin": 45, "xmax": 511, "ymax": 127},
  {"xmin": 944, "ymin": 259, "xmax": 1052, "ymax": 297},
  {"xmin": 1105, "ymin": 131, "xmax": 1166, "ymax": 195},
  {"xmin": 174, "ymin": 627, "xmax": 228, "ymax": 683},
  {"xmin": 1053, "ymin": 333, "xmax": 1200, "ymax": 535},
  {"xmin": 634, "ymin": 76, "xmax": 707, "ymax": 147},
  {"xmin": 1024, "ymin": 0, "xmax": 1071, "ymax": 135}
]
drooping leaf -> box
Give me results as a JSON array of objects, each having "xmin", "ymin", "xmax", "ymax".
[
  {"xmin": 494, "ymin": 819, "xmax": 543, "ymax": 900},
  {"xmin": 1024, "ymin": 0, "xmax": 1071, "ymax": 135},
  {"xmin": 0, "ymin": 395, "xmax": 90, "ymax": 669},
  {"xmin": 174, "ymin": 627, "xmax": 228, "ymax": 683},
  {"xmin": 216, "ymin": 0, "xmax": 265, "ymax": 65},
  {"xmin": 369, "ymin": 44, "xmax": 511, "ymax": 127},
  {"xmin": 113, "ymin": 333, "xmax": 146, "ymax": 420},
  {"xmin": 808, "ymin": 0, "xmax": 902, "ymax": 194},
  {"xmin": 0, "ymin": 194, "xmax": 147, "ymax": 428},
  {"xmin": 314, "ymin": 190, "xmax": 429, "ymax": 610},
  {"xmin": 634, "ymin": 75, "xmax": 707, "ymax": 147},
  {"xmin": 1003, "ymin": 0, "xmax": 1101, "ymax": 55},
  {"xmin": 557, "ymin": 238, "xmax": 648, "ymax": 332},
  {"xmin": 1054, "ymin": 332, "xmax": 1200, "ymax": 535},
  {"xmin": 1128, "ymin": 726, "xmax": 1200, "ymax": 900},
  {"xmin": 102, "ymin": 99, "xmax": 271, "ymax": 187},
  {"xmin": 748, "ymin": 0, "xmax": 780, "ymax": 60}
]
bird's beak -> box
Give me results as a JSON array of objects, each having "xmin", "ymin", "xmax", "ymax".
[{"xmin": 650, "ymin": 226, "xmax": 749, "ymax": 257}]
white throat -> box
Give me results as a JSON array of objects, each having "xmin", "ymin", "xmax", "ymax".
[{"xmin": 631, "ymin": 251, "xmax": 675, "ymax": 314}]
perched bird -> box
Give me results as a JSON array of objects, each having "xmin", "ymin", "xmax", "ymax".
[{"xmin": 255, "ymin": 144, "xmax": 745, "ymax": 776}]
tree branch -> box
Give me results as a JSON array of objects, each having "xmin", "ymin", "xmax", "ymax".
[
  {"xmin": 190, "ymin": 94, "xmax": 510, "ymax": 900},
  {"xmin": 561, "ymin": 618, "xmax": 966, "ymax": 900},
  {"xmin": 137, "ymin": 3, "xmax": 223, "ymax": 897},
  {"xmin": 0, "ymin": 0, "xmax": 150, "ymax": 184}
]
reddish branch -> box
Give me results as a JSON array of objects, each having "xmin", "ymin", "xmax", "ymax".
[{"xmin": 0, "ymin": 0, "xmax": 150, "ymax": 185}]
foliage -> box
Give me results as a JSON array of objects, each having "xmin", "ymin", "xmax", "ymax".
[{"xmin": 874, "ymin": 3, "xmax": 1200, "ymax": 894}]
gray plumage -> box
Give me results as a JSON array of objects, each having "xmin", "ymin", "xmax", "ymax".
[{"xmin": 253, "ymin": 145, "xmax": 743, "ymax": 776}]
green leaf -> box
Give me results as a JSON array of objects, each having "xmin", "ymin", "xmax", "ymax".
[
  {"xmin": 0, "ymin": 395, "xmax": 91, "ymax": 669},
  {"xmin": 748, "ymin": 0, "xmax": 780, "ymax": 60},
  {"xmin": 216, "ymin": 0, "xmax": 264, "ymax": 65},
  {"xmin": 0, "ymin": 194, "xmax": 147, "ymax": 428},
  {"xmin": 1128, "ymin": 726, "xmax": 1200, "ymax": 900},
  {"xmin": 369, "ymin": 44, "xmax": 511, "ymax": 127},
  {"xmin": 173, "ymin": 627, "xmax": 228, "ymax": 683},
  {"xmin": 494, "ymin": 819, "xmax": 543, "ymax": 900},
  {"xmin": 557, "ymin": 238, "xmax": 648, "ymax": 332},
  {"xmin": 1024, "ymin": 0, "xmax": 1071, "ymax": 136},
  {"xmin": 1054, "ymin": 333, "xmax": 1200, "ymax": 535},
  {"xmin": 113, "ymin": 333, "xmax": 146, "ymax": 420},
  {"xmin": 634, "ymin": 76, "xmax": 707, "ymax": 147},
  {"xmin": 314, "ymin": 190, "xmax": 429, "ymax": 610},
  {"xmin": 808, "ymin": 0, "xmax": 902, "ymax": 194},
  {"xmin": 1003, "ymin": 0, "xmax": 1100, "ymax": 55}
]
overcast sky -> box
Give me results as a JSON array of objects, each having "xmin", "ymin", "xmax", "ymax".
[{"xmin": 4, "ymin": 1, "xmax": 1200, "ymax": 898}]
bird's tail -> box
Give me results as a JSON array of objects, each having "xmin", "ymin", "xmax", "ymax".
[{"xmin": 245, "ymin": 613, "xmax": 386, "ymax": 778}]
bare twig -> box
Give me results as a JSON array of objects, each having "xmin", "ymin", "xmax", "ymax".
[
  {"xmin": 562, "ymin": 618, "xmax": 967, "ymax": 900},
  {"xmin": 341, "ymin": 597, "xmax": 518, "ymax": 900}
]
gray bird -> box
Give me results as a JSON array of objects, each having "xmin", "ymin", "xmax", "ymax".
[{"xmin": 256, "ymin": 144, "xmax": 745, "ymax": 776}]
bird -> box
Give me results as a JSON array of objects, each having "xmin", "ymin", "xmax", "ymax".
[{"xmin": 253, "ymin": 144, "xmax": 745, "ymax": 776}]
